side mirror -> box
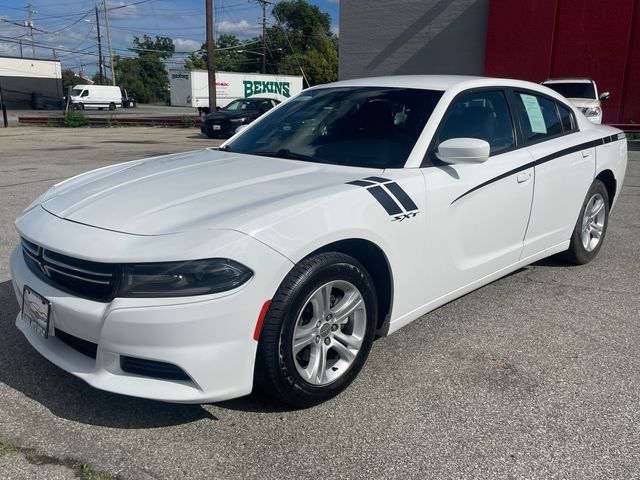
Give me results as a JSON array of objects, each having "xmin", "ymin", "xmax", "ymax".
[
  {"xmin": 435, "ymin": 138, "xmax": 490, "ymax": 164},
  {"xmin": 599, "ymin": 91, "xmax": 610, "ymax": 100}
]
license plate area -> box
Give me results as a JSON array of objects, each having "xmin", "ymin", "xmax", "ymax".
[
  {"xmin": 22, "ymin": 285, "xmax": 52, "ymax": 338},
  {"xmin": 212, "ymin": 124, "xmax": 221, "ymax": 130}
]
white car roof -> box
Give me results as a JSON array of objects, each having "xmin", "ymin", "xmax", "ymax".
[
  {"xmin": 313, "ymin": 75, "xmax": 550, "ymax": 94},
  {"xmin": 542, "ymin": 78, "xmax": 594, "ymax": 84}
]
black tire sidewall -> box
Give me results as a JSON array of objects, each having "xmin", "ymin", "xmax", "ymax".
[
  {"xmin": 109, "ymin": 103, "xmax": 116, "ymax": 111},
  {"xmin": 258, "ymin": 253, "xmax": 377, "ymax": 407},
  {"xmin": 567, "ymin": 179, "xmax": 610, "ymax": 264}
]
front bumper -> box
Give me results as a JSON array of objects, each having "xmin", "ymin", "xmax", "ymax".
[
  {"xmin": 10, "ymin": 212, "xmax": 293, "ymax": 403},
  {"xmin": 201, "ymin": 120, "xmax": 239, "ymax": 137}
]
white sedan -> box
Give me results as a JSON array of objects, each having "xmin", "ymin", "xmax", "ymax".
[{"xmin": 10, "ymin": 76, "xmax": 628, "ymax": 407}]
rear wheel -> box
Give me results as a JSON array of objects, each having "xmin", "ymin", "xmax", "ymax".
[
  {"xmin": 108, "ymin": 102, "xmax": 116, "ymax": 111},
  {"xmin": 563, "ymin": 179, "xmax": 609, "ymax": 264},
  {"xmin": 255, "ymin": 252, "xmax": 377, "ymax": 407}
]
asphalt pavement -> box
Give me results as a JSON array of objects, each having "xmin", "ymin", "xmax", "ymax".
[{"xmin": 0, "ymin": 127, "xmax": 638, "ymax": 479}]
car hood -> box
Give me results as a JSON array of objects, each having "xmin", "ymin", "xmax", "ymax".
[
  {"xmin": 565, "ymin": 98, "xmax": 600, "ymax": 109},
  {"xmin": 40, "ymin": 149, "xmax": 379, "ymax": 236}
]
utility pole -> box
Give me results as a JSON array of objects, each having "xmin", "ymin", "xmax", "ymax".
[
  {"xmin": 26, "ymin": 3, "xmax": 35, "ymax": 57},
  {"xmin": 95, "ymin": 4, "xmax": 104, "ymax": 84},
  {"xmin": 256, "ymin": 0, "xmax": 271, "ymax": 73},
  {"xmin": 103, "ymin": 0, "xmax": 116, "ymax": 85},
  {"xmin": 205, "ymin": 0, "xmax": 217, "ymax": 111},
  {"xmin": 19, "ymin": 40, "xmax": 23, "ymax": 58}
]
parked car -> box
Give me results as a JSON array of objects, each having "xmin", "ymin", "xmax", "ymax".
[
  {"xmin": 11, "ymin": 76, "xmax": 627, "ymax": 407},
  {"xmin": 68, "ymin": 84, "xmax": 123, "ymax": 111},
  {"xmin": 200, "ymin": 97, "xmax": 280, "ymax": 138},
  {"xmin": 541, "ymin": 78, "xmax": 610, "ymax": 124}
]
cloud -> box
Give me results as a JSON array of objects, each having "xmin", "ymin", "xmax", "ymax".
[
  {"xmin": 330, "ymin": 25, "xmax": 339, "ymax": 36},
  {"xmin": 217, "ymin": 20, "xmax": 261, "ymax": 37},
  {"xmin": 174, "ymin": 38, "xmax": 202, "ymax": 53},
  {"xmin": 109, "ymin": 1, "xmax": 140, "ymax": 19}
]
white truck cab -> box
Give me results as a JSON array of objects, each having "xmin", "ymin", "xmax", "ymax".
[
  {"xmin": 69, "ymin": 85, "xmax": 123, "ymax": 111},
  {"xmin": 541, "ymin": 78, "xmax": 610, "ymax": 124}
]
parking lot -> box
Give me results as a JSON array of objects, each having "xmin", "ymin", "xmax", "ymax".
[{"xmin": 0, "ymin": 126, "xmax": 638, "ymax": 479}]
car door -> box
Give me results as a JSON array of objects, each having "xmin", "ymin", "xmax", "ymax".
[
  {"xmin": 512, "ymin": 91, "xmax": 596, "ymax": 258},
  {"xmin": 420, "ymin": 89, "xmax": 535, "ymax": 301}
]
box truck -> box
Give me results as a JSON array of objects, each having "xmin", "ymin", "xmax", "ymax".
[
  {"xmin": 169, "ymin": 70, "xmax": 303, "ymax": 113},
  {"xmin": 69, "ymin": 85, "xmax": 122, "ymax": 110}
]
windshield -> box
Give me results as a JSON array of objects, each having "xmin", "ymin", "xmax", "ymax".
[
  {"xmin": 224, "ymin": 99, "xmax": 260, "ymax": 111},
  {"xmin": 71, "ymin": 88, "xmax": 84, "ymax": 96},
  {"xmin": 224, "ymin": 87, "xmax": 443, "ymax": 168},
  {"xmin": 544, "ymin": 82, "xmax": 596, "ymax": 99}
]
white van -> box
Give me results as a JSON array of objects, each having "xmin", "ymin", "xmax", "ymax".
[{"xmin": 69, "ymin": 85, "xmax": 123, "ymax": 110}]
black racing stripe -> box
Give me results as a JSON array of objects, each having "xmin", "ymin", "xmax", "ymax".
[
  {"xmin": 536, "ymin": 138, "xmax": 604, "ymax": 166},
  {"xmin": 451, "ymin": 135, "xmax": 619, "ymax": 205},
  {"xmin": 385, "ymin": 182, "xmax": 418, "ymax": 212},
  {"xmin": 347, "ymin": 180, "xmax": 376, "ymax": 187},
  {"xmin": 451, "ymin": 161, "xmax": 536, "ymax": 205},
  {"xmin": 367, "ymin": 186, "xmax": 403, "ymax": 215},
  {"xmin": 364, "ymin": 176, "xmax": 392, "ymax": 183}
]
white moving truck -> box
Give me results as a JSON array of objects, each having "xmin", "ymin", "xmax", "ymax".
[
  {"xmin": 169, "ymin": 70, "xmax": 303, "ymax": 112},
  {"xmin": 69, "ymin": 85, "xmax": 123, "ymax": 110}
]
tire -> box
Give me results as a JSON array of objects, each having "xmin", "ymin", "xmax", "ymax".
[
  {"xmin": 77, "ymin": 103, "xmax": 84, "ymax": 110},
  {"xmin": 109, "ymin": 102, "xmax": 116, "ymax": 111},
  {"xmin": 562, "ymin": 179, "xmax": 610, "ymax": 265},
  {"xmin": 255, "ymin": 252, "xmax": 378, "ymax": 407}
]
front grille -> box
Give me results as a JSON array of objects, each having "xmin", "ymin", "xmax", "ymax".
[
  {"xmin": 120, "ymin": 356, "xmax": 191, "ymax": 381},
  {"xmin": 21, "ymin": 237, "xmax": 118, "ymax": 302}
]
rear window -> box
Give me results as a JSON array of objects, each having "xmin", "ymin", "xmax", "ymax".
[
  {"xmin": 515, "ymin": 93, "xmax": 563, "ymax": 142},
  {"xmin": 557, "ymin": 103, "xmax": 576, "ymax": 132},
  {"xmin": 544, "ymin": 82, "xmax": 596, "ymax": 100}
]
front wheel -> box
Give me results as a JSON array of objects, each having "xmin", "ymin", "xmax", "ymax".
[
  {"xmin": 108, "ymin": 102, "xmax": 116, "ymax": 111},
  {"xmin": 255, "ymin": 252, "xmax": 377, "ymax": 407},
  {"xmin": 563, "ymin": 179, "xmax": 610, "ymax": 264}
]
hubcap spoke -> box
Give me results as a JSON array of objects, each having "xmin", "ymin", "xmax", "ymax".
[
  {"xmin": 581, "ymin": 193, "xmax": 606, "ymax": 251},
  {"xmin": 331, "ymin": 339, "xmax": 357, "ymax": 363},
  {"xmin": 333, "ymin": 291, "xmax": 364, "ymax": 324},
  {"xmin": 293, "ymin": 332, "xmax": 316, "ymax": 354},
  {"xmin": 306, "ymin": 343, "xmax": 328, "ymax": 384},
  {"xmin": 333, "ymin": 330, "xmax": 363, "ymax": 350}
]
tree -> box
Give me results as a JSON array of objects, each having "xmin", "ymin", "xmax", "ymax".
[
  {"xmin": 268, "ymin": 0, "xmax": 338, "ymax": 85},
  {"xmin": 90, "ymin": 72, "xmax": 111, "ymax": 85},
  {"xmin": 115, "ymin": 36, "xmax": 174, "ymax": 103},
  {"xmin": 62, "ymin": 69, "xmax": 90, "ymax": 88},
  {"xmin": 184, "ymin": 35, "xmax": 259, "ymax": 72}
]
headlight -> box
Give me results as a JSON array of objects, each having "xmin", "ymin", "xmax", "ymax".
[
  {"xmin": 118, "ymin": 258, "xmax": 253, "ymax": 298},
  {"xmin": 584, "ymin": 106, "xmax": 601, "ymax": 118},
  {"xmin": 230, "ymin": 117, "xmax": 247, "ymax": 123}
]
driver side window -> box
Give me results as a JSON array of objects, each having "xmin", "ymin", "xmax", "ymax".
[
  {"xmin": 437, "ymin": 90, "xmax": 515, "ymax": 156},
  {"xmin": 81, "ymin": 90, "xmax": 89, "ymax": 97}
]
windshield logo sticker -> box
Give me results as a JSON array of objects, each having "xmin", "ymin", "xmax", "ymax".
[{"xmin": 346, "ymin": 177, "xmax": 419, "ymax": 222}]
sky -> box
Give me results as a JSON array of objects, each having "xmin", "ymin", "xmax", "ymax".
[{"xmin": 0, "ymin": 0, "xmax": 339, "ymax": 76}]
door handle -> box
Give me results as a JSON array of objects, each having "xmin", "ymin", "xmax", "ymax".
[
  {"xmin": 582, "ymin": 150, "xmax": 592, "ymax": 158},
  {"xmin": 517, "ymin": 172, "xmax": 531, "ymax": 183}
]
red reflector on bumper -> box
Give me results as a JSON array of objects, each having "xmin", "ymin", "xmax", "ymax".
[{"xmin": 253, "ymin": 300, "xmax": 271, "ymax": 341}]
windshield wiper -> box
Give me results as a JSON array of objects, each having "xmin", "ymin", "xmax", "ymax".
[{"xmin": 251, "ymin": 149, "xmax": 337, "ymax": 164}]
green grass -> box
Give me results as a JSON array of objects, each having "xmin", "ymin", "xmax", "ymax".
[
  {"xmin": 0, "ymin": 437, "xmax": 118, "ymax": 479},
  {"xmin": 82, "ymin": 464, "xmax": 119, "ymax": 480},
  {"xmin": 0, "ymin": 439, "xmax": 13, "ymax": 457}
]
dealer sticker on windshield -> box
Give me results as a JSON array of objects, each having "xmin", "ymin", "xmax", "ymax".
[{"xmin": 22, "ymin": 285, "xmax": 52, "ymax": 338}]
